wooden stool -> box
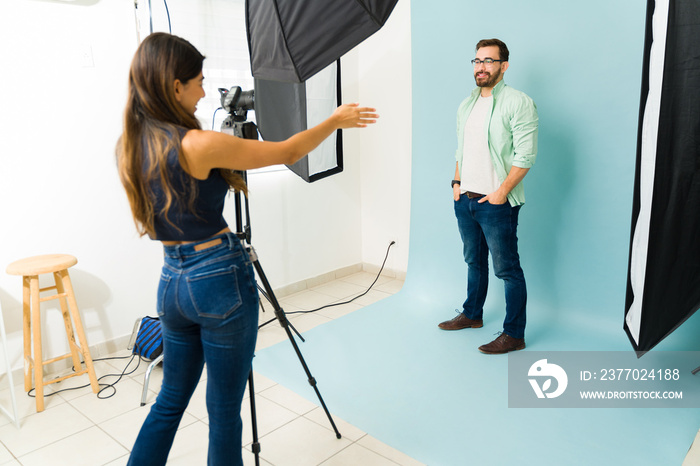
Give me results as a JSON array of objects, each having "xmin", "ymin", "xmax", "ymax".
[{"xmin": 6, "ymin": 254, "xmax": 99, "ymax": 412}]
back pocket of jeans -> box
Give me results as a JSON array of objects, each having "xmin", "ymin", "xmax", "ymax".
[
  {"xmin": 156, "ymin": 274, "xmax": 172, "ymax": 318},
  {"xmin": 186, "ymin": 265, "xmax": 242, "ymax": 319}
]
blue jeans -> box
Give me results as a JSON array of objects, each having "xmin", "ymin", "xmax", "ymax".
[
  {"xmin": 454, "ymin": 196, "xmax": 527, "ymax": 339},
  {"xmin": 128, "ymin": 233, "xmax": 259, "ymax": 466}
]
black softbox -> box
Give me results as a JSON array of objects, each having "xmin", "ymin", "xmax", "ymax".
[
  {"xmin": 246, "ymin": 0, "xmax": 398, "ymax": 83},
  {"xmin": 245, "ymin": 0, "xmax": 398, "ymax": 183},
  {"xmin": 625, "ymin": 0, "xmax": 700, "ymax": 354}
]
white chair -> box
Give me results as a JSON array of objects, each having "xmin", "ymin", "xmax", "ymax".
[
  {"xmin": 128, "ymin": 317, "xmax": 163, "ymax": 406},
  {"xmin": 0, "ymin": 300, "xmax": 20, "ymax": 428},
  {"xmin": 141, "ymin": 353, "xmax": 163, "ymax": 406}
]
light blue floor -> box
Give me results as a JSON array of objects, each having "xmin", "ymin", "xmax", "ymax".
[
  {"xmin": 254, "ymin": 286, "xmax": 700, "ymax": 465},
  {"xmin": 253, "ymin": 4, "xmax": 700, "ymax": 461}
]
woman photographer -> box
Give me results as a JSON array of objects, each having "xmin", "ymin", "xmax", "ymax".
[{"xmin": 117, "ymin": 32, "xmax": 377, "ymax": 466}]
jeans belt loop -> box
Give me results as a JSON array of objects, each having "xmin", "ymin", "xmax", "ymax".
[{"xmin": 172, "ymin": 245, "xmax": 183, "ymax": 261}]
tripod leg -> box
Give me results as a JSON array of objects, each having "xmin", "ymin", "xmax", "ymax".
[
  {"xmin": 249, "ymin": 246, "xmax": 342, "ymax": 439},
  {"xmin": 276, "ymin": 313, "xmax": 342, "ymax": 438},
  {"xmin": 248, "ymin": 370, "xmax": 261, "ymax": 466}
]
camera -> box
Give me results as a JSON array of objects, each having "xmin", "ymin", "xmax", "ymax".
[
  {"xmin": 219, "ymin": 86, "xmax": 254, "ymax": 113},
  {"xmin": 218, "ymin": 86, "xmax": 258, "ymax": 140}
]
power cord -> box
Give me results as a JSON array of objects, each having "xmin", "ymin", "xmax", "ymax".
[
  {"xmin": 212, "ymin": 107, "xmax": 223, "ymax": 131},
  {"xmin": 138, "ymin": 0, "xmax": 172, "ymax": 35},
  {"xmin": 163, "ymin": 0, "xmax": 172, "ymax": 33},
  {"xmin": 27, "ymin": 352, "xmax": 155, "ymax": 400},
  {"xmin": 258, "ymin": 240, "xmax": 396, "ymax": 329}
]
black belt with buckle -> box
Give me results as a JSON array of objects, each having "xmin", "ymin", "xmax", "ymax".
[{"xmin": 465, "ymin": 191, "xmax": 485, "ymax": 199}]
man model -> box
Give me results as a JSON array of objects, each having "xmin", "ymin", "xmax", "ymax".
[{"xmin": 438, "ymin": 38, "xmax": 538, "ymax": 354}]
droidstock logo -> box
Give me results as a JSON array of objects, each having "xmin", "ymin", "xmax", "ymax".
[{"xmin": 528, "ymin": 359, "xmax": 568, "ymax": 399}]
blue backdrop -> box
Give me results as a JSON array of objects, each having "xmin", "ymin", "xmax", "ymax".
[
  {"xmin": 409, "ymin": 0, "xmax": 700, "ymax": 348},
  {"xmin": 254, "ymin": 1, "xmax": 700, "ymax": 464}
]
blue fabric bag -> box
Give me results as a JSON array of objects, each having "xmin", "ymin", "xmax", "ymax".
[{"xmin": 132, "ymin": 316, "xmax": 163, "ymax": 360}]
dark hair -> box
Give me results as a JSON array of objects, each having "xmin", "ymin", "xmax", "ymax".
[
  {"xmin": 476, "ymin": 38, "xmax": 509, "ymax": 62},
  {"xmin": 117, "ymin": 33, "xmax": 245, "ymax": 238},
  {"xmin": 126, "ymin": 33, "xmax": 205, "ymax": 129}
]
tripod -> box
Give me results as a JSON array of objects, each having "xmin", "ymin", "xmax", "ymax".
[{"xmin": 220, "ymin": 106, "xmax": 342, "ymax": 465}]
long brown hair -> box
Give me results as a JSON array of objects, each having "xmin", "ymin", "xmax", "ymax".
[{"xmin": 116, "ymin": 32, "xmax": 245, "ymax": 238}]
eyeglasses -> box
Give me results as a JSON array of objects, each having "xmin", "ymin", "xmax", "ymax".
[{"xmin": 471, "ymin": 58, "xmax": 504, "ymax": 66}]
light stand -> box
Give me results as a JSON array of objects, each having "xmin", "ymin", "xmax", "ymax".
[{"xmin": 218, "ymin": 88, "xmax": 342, "ymax": 465}]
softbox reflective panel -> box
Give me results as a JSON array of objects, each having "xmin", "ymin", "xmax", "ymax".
[
  {"xmin": 246, "ymin": 0, "xmax": 398, "ymax": 83},
  {"xmin": 254, "ymin": 61, "xmax": 342, "ymax": 182}
]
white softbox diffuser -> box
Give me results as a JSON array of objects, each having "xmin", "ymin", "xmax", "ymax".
[{"xmin": 254, "ymin": 61, "xmax": 342, "ymax": 182}]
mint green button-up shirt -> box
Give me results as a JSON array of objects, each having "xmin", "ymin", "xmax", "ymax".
[{"xmin": 455, "ymin": 80, "xmax": 538, "ymax": 206}]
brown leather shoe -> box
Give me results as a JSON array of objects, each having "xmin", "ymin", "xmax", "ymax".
[
  {"xmin": 478, "ymin": 333, "xmax": 525, "ymax": 354},
  {"xmin": 438, "ymin": 313, "xmax": 483, "ymax": 330}
]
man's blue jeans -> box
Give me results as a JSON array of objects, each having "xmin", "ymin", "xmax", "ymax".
[
  {"xmin": 128, "ymin": 233, "xmax": 259, "ymax": 466},
  {"xmin": 454, "ymin": 196, "xmax": 527, "ymax": 339}
]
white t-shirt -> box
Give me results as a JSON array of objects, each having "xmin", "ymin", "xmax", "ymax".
[{"xmin": 461, "ymin": 95, "xmax": 501, "ymax": 195}]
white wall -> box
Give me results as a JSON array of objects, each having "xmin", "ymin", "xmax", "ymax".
[
  {"xmin": 355, "ymin": 0, "xmax": 412, "ymax": 277},
  {"xmin": 0, "ymin": 0, "xmax": 411, "ymax": 370},
  {"xmin": 0, "ymin": 0, "xmax": 163, "ymax": 367}
]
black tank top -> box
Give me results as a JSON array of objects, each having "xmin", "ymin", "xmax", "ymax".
[{"xmin": 148, "ymin": 132, "xmax": 230, "ymax": 241}]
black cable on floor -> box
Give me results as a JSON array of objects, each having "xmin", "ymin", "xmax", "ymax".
[
  {"xmin": 27, "ymin": 353, "xmax": 155, "ymax": 400},
  {"xmin": 258, "ymin": 240, "xmax": 396, "ymax": 329}
]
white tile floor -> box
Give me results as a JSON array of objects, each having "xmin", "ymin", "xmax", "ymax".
[{"xmin": 0, "ymin": 272, "xmax": 424, "ymax": 466}]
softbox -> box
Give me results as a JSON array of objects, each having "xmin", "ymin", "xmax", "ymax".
[
  {"xmin": 245, "ymin": 0, "xmax": 398, "ymax": 183},
  {"xmin": 254, "ymin": 61, "xmax": 343, "ymax": 182},
  {"xmin": 245, "ymin": 0, "xmax": 399, "ymax": 83},
  {"xmin": 625, "ymin": 0, "xmax": 700, "ymax": 354}
]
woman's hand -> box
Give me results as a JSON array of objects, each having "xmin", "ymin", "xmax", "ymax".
[{"xmin": 331, "ymin": 103, "xmax": 379, "ymax": 129}]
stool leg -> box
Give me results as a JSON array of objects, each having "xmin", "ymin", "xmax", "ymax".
[
  {"xmin": 29, "ymin": 277, "xmax": 44, "ymax": 412},
  {"xmin": 53, "ymin": 272, "xmax": 84, "ymax": 373},
  {"xmin": 58, "ymin": 270, "xmax": 99, "ymax": 393},
  {"xmin": 22, "ymin": 277, "xmax": 32, "ymax": 393}
]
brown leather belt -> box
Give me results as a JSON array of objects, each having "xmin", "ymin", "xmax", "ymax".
[
  {"xmin": 465, "ymin": 191, "xmax": 485, "ymax": 199},
  {"xmin": 193, "ymin": 238, "xmax": 223, "ymax": 251}
]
